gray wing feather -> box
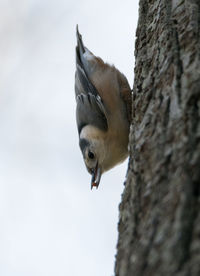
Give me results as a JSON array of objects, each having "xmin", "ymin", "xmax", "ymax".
[
  {"xmin": 76, "ymin": 93, "xmax": 107, "ymax": 134},
  {"xmin": 75, "ymin": 26, "xmax": 107, "ymax": 134},
  {"xmin": 75, "ymin": 62, "xmax": 98, "ymax": 97}
]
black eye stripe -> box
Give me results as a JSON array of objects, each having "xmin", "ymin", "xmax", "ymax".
[{"xmin": 79, "ymin": 138, "xmax": 90, "ymax": 153}]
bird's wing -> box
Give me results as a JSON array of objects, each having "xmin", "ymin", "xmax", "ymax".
[
  {"xmin": 75, "ymin": 59, "xmax": 98, "ymax": 98},
  {"xmin": 76, "ymin": 93, "xmax": 107, "ymax": 134},
  {"xmin": 75, "ymin": 25, "xmax": 108, "ymax": 134},
  {"xmin": 75, "ymin": 25, "xmax": 98, "ymax": 97}
]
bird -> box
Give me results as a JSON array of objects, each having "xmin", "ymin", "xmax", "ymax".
[{"xmin": 75, "ymin": 25, "xmax": 132, "ymax": 189}]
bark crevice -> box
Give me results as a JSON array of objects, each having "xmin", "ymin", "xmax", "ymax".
[{"xmin": 115, "ymin": 0, "xmax": 200, "ymax": 275}]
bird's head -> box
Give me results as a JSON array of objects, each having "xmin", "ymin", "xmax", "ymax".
[
  {"xmin": 79, "ymin": 126, "xmax": 108, "ymax": 189},
  {"xmin": 79, "ymin": 125, "xmax": 129, "ymax": 189}
]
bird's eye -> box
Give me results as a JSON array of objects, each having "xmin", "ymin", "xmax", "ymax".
[{"xmin": 88, "ymin": 151, "xmax": 95, "ymax": 159}]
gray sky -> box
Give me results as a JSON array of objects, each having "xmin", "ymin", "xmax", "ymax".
[{"xmin": 0, "ymin": 1, "xmax": 139, "ymax": 275}]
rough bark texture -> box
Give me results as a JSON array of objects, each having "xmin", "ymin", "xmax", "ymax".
[{"xmin": 115, "ymin": 0, "xmax": 200, "ymax": 275}]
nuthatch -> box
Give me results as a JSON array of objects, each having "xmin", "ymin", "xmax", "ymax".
[{"xmin": 75, "ymin": 25, "xmax": 132, "ymax": 189}]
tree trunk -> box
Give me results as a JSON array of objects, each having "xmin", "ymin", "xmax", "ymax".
[{"xmin": 115, "ymin": 1, "xmax": 200, "ymax": 275}]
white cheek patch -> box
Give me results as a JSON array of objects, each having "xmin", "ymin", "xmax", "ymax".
[
  {"xmin": 80, "ymin": 125, "xmax": 108, "ymax": 171},
  {"xmin": 80, "ymin": 125, "xmax": 105, "ymax": 140}
]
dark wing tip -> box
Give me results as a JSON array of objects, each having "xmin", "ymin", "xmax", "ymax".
[
  {"xmin": 76, "ymin": 24, "xmax": 85, "ymax": 55},
  {"xmin": 76, "ymin": 24, "xmax": 79, "ymax": 38}
]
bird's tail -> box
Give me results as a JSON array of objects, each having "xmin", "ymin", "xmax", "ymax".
[{"xmin": 76, "ymin": 25, "xmax": 85, "ymax": 57}]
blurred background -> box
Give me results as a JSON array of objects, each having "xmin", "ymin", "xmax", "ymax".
[{"xmin": 0, "ymin": 0, "xmax": 138, "ymax": 275}]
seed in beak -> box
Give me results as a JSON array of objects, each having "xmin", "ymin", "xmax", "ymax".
[{"xmin": 91, "ymin": 165, "xmax": 101, "ymax": 190}]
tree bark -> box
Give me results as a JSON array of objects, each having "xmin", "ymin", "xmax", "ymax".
[{"xmin": 115, "ymin": 0, "xmax": 200, "ymax": 275}]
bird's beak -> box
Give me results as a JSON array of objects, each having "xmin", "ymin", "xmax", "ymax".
[{"xmin": 91, "ymin": 164, "xmax": 101, "ymax": 190}]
